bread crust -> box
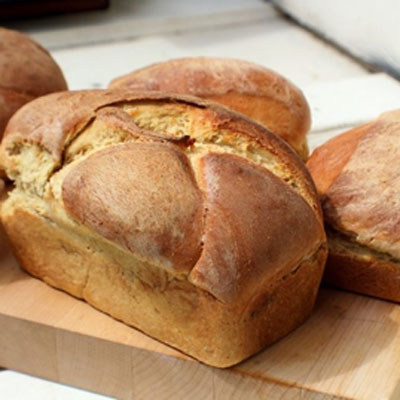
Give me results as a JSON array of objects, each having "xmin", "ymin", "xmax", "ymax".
[
  {"xmin": 63, "ymin": 142, "xmax": 204, "ymax": 274},
  {"xmin": 1, "ymin": 90, "xmax": 319, "ymax": 212},
  {"xmin": 307, "ymin": 110, "xmax": 400, "ymax": 302},
  {"xmin": 109, "ymin": 57, "xmax": 311, "ymax": 159},
  {"xmin": 3, "ymin": 205, "xmax": 326, "ymax": 367},
  {"xmin": 324, "ymin": 229, "xmax": 400, "ymax": 303},
  {"xmin": 0, "ymin": 88, "xmax": 34, "ymax": 137},
  {"xmin": 307, "ymin": 122, "xmax": 371, "ymax": 196},
  {"xmin": 0, "ymin": 27, "xmax": 67, "ymax": 135},
  {"xmin": 190, "ymin": 152, "xmax": 322, "ymax": 303},
  {"xmin": 1, "ymin": 89, "xmax": 326, "ymax": 367}
]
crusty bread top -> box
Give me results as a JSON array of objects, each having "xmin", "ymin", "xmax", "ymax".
[
  {"xmin": 1, "ymin": 90, "xmax": 317, "ymax": 204},
  {"xmin": 307, "ymin": 109, "xmax": 400, "ymax": 259},
  {"xmin": 109, "ymin": 57, "xmax": 311, "ymax": 158},
  {"xmin": 1, "ymin": 89, "xmax": 325, "ymax": 303}
]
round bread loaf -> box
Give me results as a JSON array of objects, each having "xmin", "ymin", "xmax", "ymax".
[
  {"xmin": 109, "ymin": 57, "xmax": 311, "ymax": 160},
  {"xmin": 307, "ymin": 110, "xmax": 400, "ymax": 303},
  {"xmin": 0, "ymin": 89, "xmax": 326, "ymax": 367},
  {"xmin": 0, "ymin": 27, "xmax": 68, "ymax": 137}
]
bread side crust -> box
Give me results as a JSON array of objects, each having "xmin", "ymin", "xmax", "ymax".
[
  {"xmin": 325, "ymin": 228, "xmax": 400, "ymax": 303},
  {"xmin": 2, "ymin": 200, "xmax": 326, "ymax": 367},
  {"xmin": 308, "ymin": 115, "xmax": 400, "ymax": 302}
]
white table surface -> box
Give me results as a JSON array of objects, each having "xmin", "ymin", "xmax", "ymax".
[{"xmin": 1, "ymin": 1, "xmax": 400, "ymax": 398}]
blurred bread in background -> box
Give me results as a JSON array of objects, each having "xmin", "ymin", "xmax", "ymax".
[{"xmin": 0, "ymin": 27, "xmax": 68, "ymax": 138}]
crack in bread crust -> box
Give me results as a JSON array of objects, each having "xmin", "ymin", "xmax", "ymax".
[
  {"xmin": 1, "ymin": 92, "xmax": 319, "ymax": 213},
  {"xmin": 1, "ymin": 93, "xmax": 325, "ymax": 299}
]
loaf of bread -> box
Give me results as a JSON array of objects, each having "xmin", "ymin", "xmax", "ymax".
[
  {"xmin": 307, "ymin": 110, "xmax": 400, "ymax": 303},
  {"xmin": 0, "ymin": 89, "xmax": 326, "ymax": 367},
  {"xmin": 109, "ymin": 57, "xmax": 311, "ymax": 160},
  {"xmin": 0, "ymin": 27, "xmax": 67, "ymax": 137}
]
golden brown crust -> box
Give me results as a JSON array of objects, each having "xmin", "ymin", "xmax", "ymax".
[
  {"xmin": 2, "ymin": 90, "xmax": 104, "ymax": 161},
  {"xmin": 308, "ymin": 110, "xmax": 400, "ymax": 302},
  {"xmin": 2, "ymin": 204, "xmax": 326, "ymax": 367},
  {"xmin": 63, "ymin": 142, "xmax": 204, "ymax": 274},
  {"xmin": 306, "ymin": 122, "xmax": 371, "ymax": 196},
  {"xmin": 1, "ymin": 89, "xmax": 327, "ymax": 366},
  {"xmin": 1, "ymin": 90, "xmax": 319, "ymax": 214},
  {"xmin": 0, "ymin": 27, "xmax": 67, "ymax": 97},
  {"xmin": 190, "ymin": 152, "xmax": 322, "ymax": 303},
  {"xmin": 321, "ymin": 116, "xmax": 400, "ymax": 257},
  {"xmin": 0, "ymin": 27, "xmax": 67, "ymax": 136},
  {"xmin": 324, "ymin": 233, "xmax": 400, "ymax": 303},
  {"xmin": 0, "ymin": 88, "xmax": 34, "ymax": 135},
  {"xmin": 109, "ymin": 57, "xmax": 311, "ymax": 159}
]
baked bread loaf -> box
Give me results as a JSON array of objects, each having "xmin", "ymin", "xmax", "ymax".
[
  {"xmin": 0, "ymin": 27, "xmax": 67, "ymax": 137},
  {"xmin": 307, "ymin": 110, "xmax": 400, "ymax": 303},
  {"xmin": 109, "ymin": 57, "xmax": 311, "ymax": 160},
  {"xmin": 0, "ymin": 89, "xmax": 326, "ymax": 367}
]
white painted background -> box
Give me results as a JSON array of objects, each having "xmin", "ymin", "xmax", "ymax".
[{"xmin": 274, "ymin": 0, "xmax": 400, "ymax": 78}]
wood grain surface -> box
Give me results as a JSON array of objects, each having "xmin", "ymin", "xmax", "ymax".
[{"xmin": 0, "ymin": 238, "xmax": 399, "ymax": 400}]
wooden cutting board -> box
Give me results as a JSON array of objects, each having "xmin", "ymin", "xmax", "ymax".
[{"xmin": 0, "ymin": 241, "xmax": 399, "ymax": 400}]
